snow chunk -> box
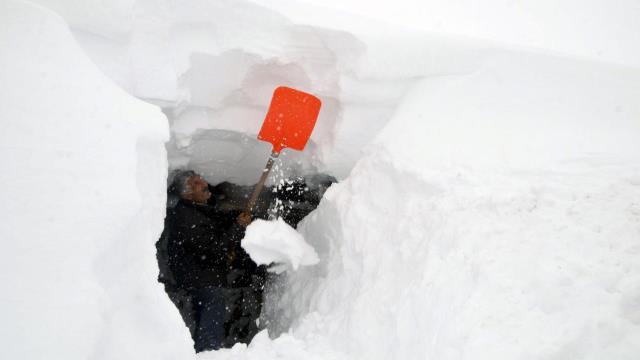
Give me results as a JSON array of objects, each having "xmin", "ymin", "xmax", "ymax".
[{"xmin": 242, "ymin": 219, "xmax": 319, "ymax": 272}]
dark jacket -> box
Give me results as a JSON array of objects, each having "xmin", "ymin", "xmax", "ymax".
[
  {"xmin": 165, "ymin": 199, "xmax": 244, "ymax": 289},
  {"xmin": 203, "ymin": 204, "xmax": 261, "ymax": 288}
]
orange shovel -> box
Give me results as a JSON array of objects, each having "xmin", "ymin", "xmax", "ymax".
[{"xmin": 244, "ymin": 86, "xmax": 322, "ymax": 213}]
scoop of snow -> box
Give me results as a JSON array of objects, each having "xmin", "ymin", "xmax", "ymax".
[{"xmin": 242, "ymin": 218, "xmax": 319, "ymax": 272}]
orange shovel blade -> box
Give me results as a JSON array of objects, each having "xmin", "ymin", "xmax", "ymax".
[{"xmin": 258, "ymin": 86, "xmax": 322, "ymax": 153}]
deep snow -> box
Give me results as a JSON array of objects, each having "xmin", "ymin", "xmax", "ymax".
[
  {"xmin": 0, "ymin": 1, "xmax": 192, "ymax": 358},
  {"xmin": 2, "ymin": 0, "xmax": 640, "ymax": 359}
]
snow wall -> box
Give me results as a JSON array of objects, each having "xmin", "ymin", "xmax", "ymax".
[
  {"xmin": 0, "ymin": 1, "xmax": 193, "ymax": 359},
  {"xmin": 3, "ymin": 0, "xmax": 640, "ymax": 359},
  {"xmin": 267, "ymin": 56, "xmax": 640, "ymax": 359}
]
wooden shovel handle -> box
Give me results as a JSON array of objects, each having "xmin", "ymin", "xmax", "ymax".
[{"xmin": 245, "ymin": 151, "xmax": 280, "ymax": 214}]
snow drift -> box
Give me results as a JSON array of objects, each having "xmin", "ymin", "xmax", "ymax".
[
  {"xmin": 0, "ymin": 1, "xmax": 192, "ymax": 358},
  {"xmin": 270, "ymin": 54, "xmax": 640, "ymax": 359}
]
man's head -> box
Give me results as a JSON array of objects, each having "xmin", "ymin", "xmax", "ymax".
[{"xmin": 172, "ymin": 170, "xmax": 211, "ymax": 204}]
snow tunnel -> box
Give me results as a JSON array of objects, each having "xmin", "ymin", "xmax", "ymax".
[
  {"xmin": 145, "ymin": 17, "xmax": 387, "ymax": 350},
  {"xmin": 157, "ymin": 64, "xmax": 331, "ymax": 349},
  {"xmin": 141, "ymin": 8, "xmax": 441, "ymax": 348}
]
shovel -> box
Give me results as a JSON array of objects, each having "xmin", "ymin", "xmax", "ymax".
[{"xmin": 244, "ymin": 86, "xmax": 322, "ymax": 214}]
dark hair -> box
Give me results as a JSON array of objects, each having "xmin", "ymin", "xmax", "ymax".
[{"xmin": 168, "ymin": 170, "xmax": 197, "ymax": 198}]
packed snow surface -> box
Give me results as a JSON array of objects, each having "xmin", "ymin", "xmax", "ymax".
[
  {"xmin": 242, "ymin": 219, "xmax": 319, "ymax": 272},
  {"xmin": 3, "ymin": 0, "xmax": 640, "ymax": 359}
]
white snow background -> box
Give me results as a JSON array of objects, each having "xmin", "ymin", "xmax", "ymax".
[{"xmin": 1, "ymin": 0, "xmax": 639, "ymax": 359}]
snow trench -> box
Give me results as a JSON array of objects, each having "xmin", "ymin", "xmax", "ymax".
[{"xmin": 3, "ymin": 0, "xmax": 640, "ymax": 359}]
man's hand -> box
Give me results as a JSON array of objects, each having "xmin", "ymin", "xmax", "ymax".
[
  {"xmin": 227, "ymin": 247, "xmax": 236, "ymax": 265},
  {"xmin": 237, "ymin": 212, "xmax": 252, "ymax": 227}
]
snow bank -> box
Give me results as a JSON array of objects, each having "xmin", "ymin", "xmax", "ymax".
[
  {"xmin": 242, "ymin": 219, "xmax": 319, "ymax": 272},
  {"xmin": 270, "ymin": 49, "xmax": 640, "ymax": 359},
  {"xmin": 0, "ymin": 1, "xmax": 192, "ymax": 358},
  {"xmin": 282, "ymin": 154, "xmax": 640, "ymax": 360}
]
